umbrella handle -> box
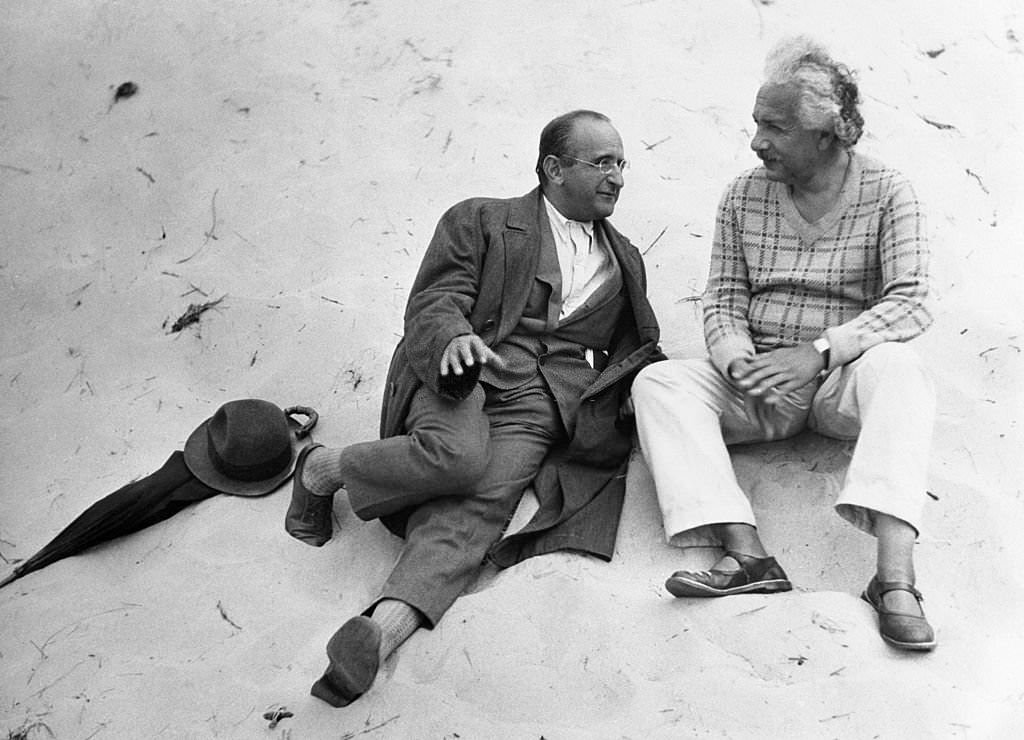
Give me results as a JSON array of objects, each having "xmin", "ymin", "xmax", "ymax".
[{"xmin": 285, "ymin": 406, "xmax": 318, "ymax": 439}]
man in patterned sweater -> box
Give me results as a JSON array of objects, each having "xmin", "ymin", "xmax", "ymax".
[{"xmin": 631, "ymin": 36, "xmax": 937, "ymax": 650}]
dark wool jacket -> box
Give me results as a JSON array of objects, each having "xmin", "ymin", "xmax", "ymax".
[{"xmin": 377, "ymin": 188, "xmax": 664, "ymax": 566}]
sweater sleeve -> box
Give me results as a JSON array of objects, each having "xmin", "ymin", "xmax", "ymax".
[
  {"xmin": 703, "ymin": 180, "xmax": 756, "ymax": 376},
  {"xmin": 825, "ymin": 174, "xmax": 933, "ymax": 367}
]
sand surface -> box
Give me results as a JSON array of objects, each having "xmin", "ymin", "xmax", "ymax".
[{"xmin": 2, "ymin": 1, "xmax": 1023, "ymax": 737}]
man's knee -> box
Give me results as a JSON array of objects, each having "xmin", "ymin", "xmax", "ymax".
[
  {"xmin": 860, "ymin": 342, "xmax": 922, "ymax": 369},
  {"xmin": 634, "ymin": 358, "xmax": 708, "ymax": 395},
  {"xmin": 410, "ymin": 425, "xmax": 489, "ymax": 489},
  {"xmin": 633, "ymin": 358, "xmax": 718, "ymax": 408},
  {"xmin": 855, "ymin": 343, "xmax": 932, "ymax": 392}
]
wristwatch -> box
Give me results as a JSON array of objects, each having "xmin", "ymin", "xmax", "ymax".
[{"xmin": 812, "ymin": 336, "xmax": 831, "ymax": 373}]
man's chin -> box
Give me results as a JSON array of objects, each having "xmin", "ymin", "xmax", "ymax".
[
  {"xmin": 760, "ymin": 161, "xmax": 785, "ymax": 180},
  {"xmin": 595, "ymin": 195, "xmax": 618, "ymax": 218}
]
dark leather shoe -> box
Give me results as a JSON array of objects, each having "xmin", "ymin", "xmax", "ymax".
[
  {"xmin": 861, "ymin": 576, "xmax": 936, "ymax": 651},
  {"xmin": 311, "ymin": 616, "xmax": 381, "ymax": 707},
  {"xmin": 284, "ymin": 444, "xmax": 333, "ymax": 546},
  {"xmin": 665, "ymin": 550, "xmax": 793, "ymax": 597}
]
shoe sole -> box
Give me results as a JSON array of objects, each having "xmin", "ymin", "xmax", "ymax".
[
  {"xmin": 880, "ymin": 634, "xmax": 937, "ymax": 651},
  {"xmin": 860, "ymin": 591, "xmax": 938, "ymax": 652},
  {"xmin": 665, "ymin": 576, "xmax": 792, "ymax": 598}
]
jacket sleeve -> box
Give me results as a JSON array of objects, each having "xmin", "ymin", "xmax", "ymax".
[{"xmin": 402, "ymin": 199, "xmax": 488, "ymax": 397}]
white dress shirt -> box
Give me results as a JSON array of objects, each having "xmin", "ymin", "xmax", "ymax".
[{"xmin": 543, "ymin": 196, "xmax": 616, "ymax": 319}]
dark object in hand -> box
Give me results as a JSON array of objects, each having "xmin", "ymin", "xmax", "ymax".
[{"xmin": 438, "ymin": 362, "xmax": 481, "ymax": 400}]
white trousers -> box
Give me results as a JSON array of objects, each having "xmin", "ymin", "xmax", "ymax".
[{"xmin": 631, "ymin": 343, "xmax": 935, "ymax": 546}]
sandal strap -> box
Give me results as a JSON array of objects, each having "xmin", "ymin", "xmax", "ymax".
[
  {"xmin": 722, "ymin": 550, "xmax": 778, "ymax": 580},
  {"xmin": 873, "ymin": 579, "xmax": 924, "ymax": 602},
  {"xmin": 724, "ymin": 550, "xmax": 765, "ymax": 567}
]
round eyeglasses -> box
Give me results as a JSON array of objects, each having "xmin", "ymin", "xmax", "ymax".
[{"xmin": 564, "ymin": 156, "xmax": 629, "ymax": 175}]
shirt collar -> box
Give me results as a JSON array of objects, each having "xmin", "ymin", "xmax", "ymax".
[{"xmin": 542, "ymin": 195, "xmax": 594, "ymax": 240}]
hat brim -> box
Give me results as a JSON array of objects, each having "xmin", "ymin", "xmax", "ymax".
[{"xmin": 183, "ymin": 418, "xmax": 305, "ymax": 497}]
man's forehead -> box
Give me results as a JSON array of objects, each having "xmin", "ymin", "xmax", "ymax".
[
  {"xmin": 754, "ymin": 83, "xmax": 800, "ymax": 121},
  {"xmin": 568, "ymin": 118, "xmax": 623, "ymax": 153}
]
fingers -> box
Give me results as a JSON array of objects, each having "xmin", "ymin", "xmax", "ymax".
[
  {"xmin": 440, "ymin": 337, "xmax": 473, "ymax": 376},
  {"xmin": 735, "ymin": 364, "xmax": 784, "ymax": 394},
  {"xmin": 474, "ymin": 340, "xmax": 506, "ymax": 369},
  {"xmin": 455, "ymin": 336, "xmax": 477, "ymax": 369},
  {"xmin": 727, "ymin": 357, "xmax": 755, "ymax": 381},
  {"xmin": 735, "ymin": 359, "xmax": 794, "ymax": 399},
  {"xmin": 731, "ymin": 346, "xmax": 823, "ymax": 404},
  {"xmin": 460, "ymin": 335, "xmax": 504, "ymax": 370},
  {"xmin": 439, "ymin": 335, "xmax": 504, "ymax": 376}
]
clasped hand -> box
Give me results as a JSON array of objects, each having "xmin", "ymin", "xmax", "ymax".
[
  {"xmin": 440, "ymin": 334, "xmax": 506, "ymax": 376},
  {"xmin": 728, "ymin": 344, "xmax": 825, "ymax": 405}
]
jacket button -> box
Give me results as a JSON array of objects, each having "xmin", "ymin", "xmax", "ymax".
[{"xmin": 483, "ymin": 319, "xmax": 496, "ymax": 329}]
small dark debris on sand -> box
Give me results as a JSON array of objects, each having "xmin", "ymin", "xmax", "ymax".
[
  {"xmin": 114, "ymin": 81, "xmax": 138, "ymax": 103},
  {"xmin": 167, "ymin": 296, "xmax": 225, "ymax": 333},
  {"xmin": 262, "ymin": 705, "xmax": 293, "ymax": 729}
]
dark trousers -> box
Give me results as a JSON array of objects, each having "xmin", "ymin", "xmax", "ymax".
[{"xmin": 339, "ymin": 378, "xmax": 565, "ymax": 626}]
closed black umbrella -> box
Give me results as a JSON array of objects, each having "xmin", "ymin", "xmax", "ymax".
[{"xmin": 1, "ymin": 402, "xmax": 316, "ymax": 589}]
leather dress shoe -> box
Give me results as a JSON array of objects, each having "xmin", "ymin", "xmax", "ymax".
[
  {"xmin": 284, "ymin": 444, "xmax": 333, "ymax": 546},
  {"xmin": 311, "ymin": 616, "xmax": 381, "ymax": 707}
]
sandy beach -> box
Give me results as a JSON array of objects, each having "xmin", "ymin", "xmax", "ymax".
[{"xmin": 2, "ymin": 0, "xmax": 1023, "ymax": 737}]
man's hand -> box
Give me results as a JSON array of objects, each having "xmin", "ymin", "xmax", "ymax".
[
  {"xmin": 440, "ymin": 334, "xmax": 506, "ymax": 377},
  {"xmin": 729, "ymin": 344, "xmax": 825, "ymax": 404}
]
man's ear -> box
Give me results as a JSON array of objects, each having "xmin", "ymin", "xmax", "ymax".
[
  {"xmin": 817, "ymin": 130, "xmax": 836, "ymax": 152},
  {"xmin": 541, "ymin": 154, "xmax": 564, "ymax": 185}
]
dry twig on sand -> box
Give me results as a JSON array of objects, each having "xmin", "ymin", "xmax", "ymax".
[
  {"xmin": 918, "ymin": 114, "xmax": 959, "ymax": 132},
  {"xmin": 176, "ymin": 190, "xmax": 221, "ymax": 263},
  {"xmin": 340, "ymin": 715, "xmax": 400, "ymax": 739},
  {"xmin": 641, "ymin": 226, "xmax": 668, "ymax": 255},
  {"xmin": 167, "ymin": 296, "xmax": 226, "ymax": 333},
  {"xmin": 216, "ymin": 600, "xmax": 242, "ymax": 631},
  {"xmin": 6, "ymin": 719, "xmax": 55, "ymax": 740}
]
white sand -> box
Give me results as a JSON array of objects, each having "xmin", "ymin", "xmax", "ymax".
[{"xmin": 2, "ymin": 0, "xmax": 1023, "ymax": 737}]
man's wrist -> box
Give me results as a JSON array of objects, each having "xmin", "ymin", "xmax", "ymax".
[{"xmin": 812, "ymin": 336, "xmax": 831, "ymax": 373}]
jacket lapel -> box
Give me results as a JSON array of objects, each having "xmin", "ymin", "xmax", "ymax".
[
  {"xmin": 535, "ymin": 216, "xmax": 563, "ymax": 328},
  {"xmin": 599, "ymin": 221, "xmax": 658, "ymax": 338},
  {"xmin": 496, "ymin": 189, "xmax": 545, "ymax": 338}
]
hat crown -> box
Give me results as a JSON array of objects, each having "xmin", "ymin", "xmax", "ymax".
[{"xmin": 205, "ymin": 399, "xmax": 291, "ymax": 481}]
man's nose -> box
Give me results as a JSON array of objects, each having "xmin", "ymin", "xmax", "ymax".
[
  {"xmin": 607, "ymin": 168, "xmax": 625, "ymax": 187},
  {"xmin": 750, "ymin": 132, "xmax": 767, "ymax": 152}
]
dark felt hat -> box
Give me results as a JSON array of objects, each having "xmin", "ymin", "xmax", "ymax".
[{"xmin": 183, "ymin": 399, "xmax": 317, "ymax": 496}]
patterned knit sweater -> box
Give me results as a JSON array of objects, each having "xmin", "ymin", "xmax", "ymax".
[{"xmin": 703, "ymin": 152, "xmax": 932, "ymax": 375}]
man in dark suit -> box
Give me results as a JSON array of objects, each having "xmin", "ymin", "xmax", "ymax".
[{"xmin": 285, "ymin": 110, "xmax": 664, "ymax": 706}]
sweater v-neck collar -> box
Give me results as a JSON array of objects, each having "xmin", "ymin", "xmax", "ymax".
[{"xmin": 777, "ymin": 151, "xmax": 859, "ymax": 245}]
